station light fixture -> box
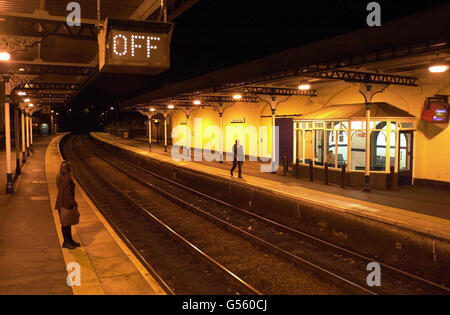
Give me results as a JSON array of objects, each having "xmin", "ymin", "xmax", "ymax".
[
  {"xmin": 193, "ymin": 100, "xmax": 201, "ymax": 105},
  {"xmin": 150, "ymin": 108, "xmax": 156, "ymax": 112},
  {"xmin": 233, "ymin": 94, "xmax": 243, "ymax": 100},
  {"xmin": 51, "ymin": 110, "xmax": 54, "ymax": 113},
  {"xmin": 167, "ymin": 104, "xmax": 175, "ymax": 109},
  {"xmin": 17, "ymin": 91, "xmax": 26, "ymax": 96},
  {"xmin": 28, "ymin": 103, "xmax": 34, "ymax": 107},
  {"xmin": 18, "ymin": 67, "xmax": 25, "ymax": 72},
  {"xmin": 110, "ymin": 106, "xmax": 114, "ymax": 110},
  {"xmin": 429, "ymin": 57, "xmax": 448, "ymax": 73},
  {"xmin": 298, "ymin": 83, "xmax": 312, "ymax": 90},
  {"xmin": 24, "ymin": 98, "xmax": 30, "ymax": 103},
  {"xmin": 0, "ymin": 52, "xmax": 10, "ymax": 61}
]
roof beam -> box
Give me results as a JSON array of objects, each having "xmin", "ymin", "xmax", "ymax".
[
  {"xmin": 15, "ymin": 82, "xmax": 81, "ymax": 91},
  {"xmin": 170, "ymin": 95, "xmax": 258, "ymax": 103},
  {"xmin": 9, "ymin": 63, "xmax": 96, "ymax": 76},
  {"xmin": 307, "ymin": 70, "xmax": 418, "ymax": 86},
  {"xmin": 26, "ymin": 92, "xmax": 73, "ymax": 99},
  {"xmin": 0, "ymin": 14, "xmax": 97, "ymax": 40},
  {"xmin": 240, "ymin": 87, "xmax": 317, "ymax": 97}
]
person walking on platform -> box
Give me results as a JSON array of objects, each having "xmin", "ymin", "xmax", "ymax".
[
  {"xmin": 230, "ymin": 139, "xmax": 244, "ymax": 179},
  {"xmin": 55, "ymin": 161, "xmax": 80, "ymax": 250}
]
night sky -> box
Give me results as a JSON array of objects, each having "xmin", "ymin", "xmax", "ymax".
[{"xmin": 65, "ymin": 0, "xmax": 449, "ymax": 131}]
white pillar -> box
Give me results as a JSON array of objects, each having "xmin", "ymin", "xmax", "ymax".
[
  {"xmin": 5, "ymin": 101, "xmax": 13, "ymax": 193},
  {"xmin": 14, "ymin": 104, "xmax": 21, "ymax": 175},
  {"xmin": 271, "ymin": 108, "xmax": 277, "ymax": 173},
  {"xmin": 364, "ymin": 105, "xmax": 371, "ymax": 192},
  {"xmin": 219, "ymin": 113, "xmax": 223, "ymax": 163},
  {"xmin": 50, "ymin": 114, "xmax": 54, "ymax": 135},
  {"xmin": 29, "ymin": 112, "xmax": 33, "ymax": 153},
  {"xmin": 164, "ymin": 115, "xmax": 168, "ymax": 152},
  {"xmin": 186, "ymin": 114, "xmax": 190, "ymax": 157},
  {"xmin": 148, "ymin": 116, "xmax": 152, "ymax": 151},
  {"xmin": 25, "ymin": 111, "xmax": 30, "ymax": 157},
  {"xmin": 21, "ymin": 109, "xmax": 26, "ymax": 162}
]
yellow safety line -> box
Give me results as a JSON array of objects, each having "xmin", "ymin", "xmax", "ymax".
[{"xmin": 48, "ymin": 134, "xmax": 165, "ymax": 295}]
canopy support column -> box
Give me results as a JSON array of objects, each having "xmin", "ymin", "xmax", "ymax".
[
  {"xmin": 20, "ymin": 107, "xmax": 26, "ymax": 163},
  {"xmin": 359, "ymin": 83, "xmax": 389, "ymax": 192},
  {"xmin": 14, "ymin": 103, "xmax": 20, "ymax": 176},
  {"xmin": 29, "ymin": 112, "xmax": 33, "ymax": 153},
  {"xmin": 364, "ymin": 103, "xmax": 371, "ymax": 192},
  {"xmin": 164, "ymin": 114, "xmax": 168, "ymax": 152},
  {"xmin": 254, "ymin": 95, "xmax": 291, "ymax": 174},
  {"xmin": 25, "ymin": 109, "xmax": 30, "ymax": 157},
  {"xmin": 2, "ymin": 75, "xmax": 13, "ymax": 194}
]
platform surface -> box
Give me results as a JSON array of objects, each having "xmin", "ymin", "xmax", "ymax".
[
  {"xmin": 91, "ymin": 132, "xmax": 450, "ymax": 241},
  {"xmin": 0, "ymin": 134, "xmax": 165, "ymax": 295},
  {"xmin": 0, "ymin": 135, "xmax": 72, "ymax": 294}
]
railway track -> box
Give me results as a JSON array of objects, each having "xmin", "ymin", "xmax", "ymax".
[
  {"xmin": 66, "ymin": 134, "xmax": 449, "ymax": 294},
  {"xmin": 64, "ymin": 135, "xmax": 260, "ymax": 295}
]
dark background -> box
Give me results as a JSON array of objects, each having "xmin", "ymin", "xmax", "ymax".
[{"xmin": 63, "ymin": 0, "xmax": 450, "ymax": 131}]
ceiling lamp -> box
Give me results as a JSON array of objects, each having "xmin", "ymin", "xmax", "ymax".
[
  {"xmin": 233, "ymin": 94, "xmax": 243, "ymax": 100},
  {"xmin": 17, "ymin": 91, "xmax": 26, "ymax": 96},
  {"xmin": 29, "ymin": 103, "xmax": 34, "ymax": 107},
  {"xmin": 429, "ymin": 53, "xmax": 448, "ymax": 73},
  {"xmin": 167, "ymin": 104, "xmax": 175, "ymax": 109},
  {"xmin": 193, "ymin": 100, "xmax": 201, "ymax": 105},
  {"xmin": 0, "ymin": 52, "xmax": 10, "ymax": 61},
  {"xmin": 24, "ymin": 98, "xmax": 30, "ymax": 103},
  {"xmin": 150, "ymin": 108, "xmax": 156, "ymax": 112},
  {"xmin": 298, "ymin": 83, "xmax": 311, "ymax": 90}
]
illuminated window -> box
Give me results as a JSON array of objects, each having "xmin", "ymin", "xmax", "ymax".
[
  {"xmin": 351, "ymin": 131, "xmax": 366, "ymax": 171},
  {"xmin": 314, "ymin": 130, "xmax": 324, "ymax": 166}
]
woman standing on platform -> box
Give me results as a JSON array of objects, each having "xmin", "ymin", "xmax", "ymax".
[{"xmin": 55, "ymin": 161, "xmax": 80, "ymax": 250}]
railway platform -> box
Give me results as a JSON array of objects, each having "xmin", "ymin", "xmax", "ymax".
[
  {"xmin": 90, "ymin": 131, "xmax": 450, "ymax": 285},
  {"xmin": 0, "ymin": 134, "xmax": 165, "ymax": 295}
]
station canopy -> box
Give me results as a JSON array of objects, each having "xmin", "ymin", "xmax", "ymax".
[
  {"xmin": 122, "ymin": 4, "xmax": 449, "ymax": 112},
  {"xmin": 299, "ymin": 103, "xmax": 416, "ymax": 121}
]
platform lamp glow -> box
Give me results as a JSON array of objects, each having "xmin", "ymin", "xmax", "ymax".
[
  {"xmin": 0, "ymin": 51, "xmax": 13, "ymax": 193},
  {"xmin": 298, "ymin": 83, "xmax": 312, "ymax": 90},
  {"xmin": 0, "ymin": 51, "xmax": 10, "ymax": 61},
  {"xmin": 233, "ymin": 94, "xmax": 243, "ymax": 100},
  {"xmin": 193, "ymin": 100, "xmax": 201, "ymax": 105},
  {"xmin": 429, "ymin": 55, "xmax": 448, "ymax": 73}
]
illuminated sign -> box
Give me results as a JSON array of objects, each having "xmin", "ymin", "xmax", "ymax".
[
  {"xmin": 98, "ymin": 18, "xmax": 173, "ymax": 74},
  {"xmin": 421, "ymin": 98, "xmax": 449, "ymax": 123}
]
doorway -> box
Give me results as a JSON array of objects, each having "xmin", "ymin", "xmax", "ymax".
[{"xmin": 398, "ymin": 131, "xmax": 413, "ymax": 186}]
